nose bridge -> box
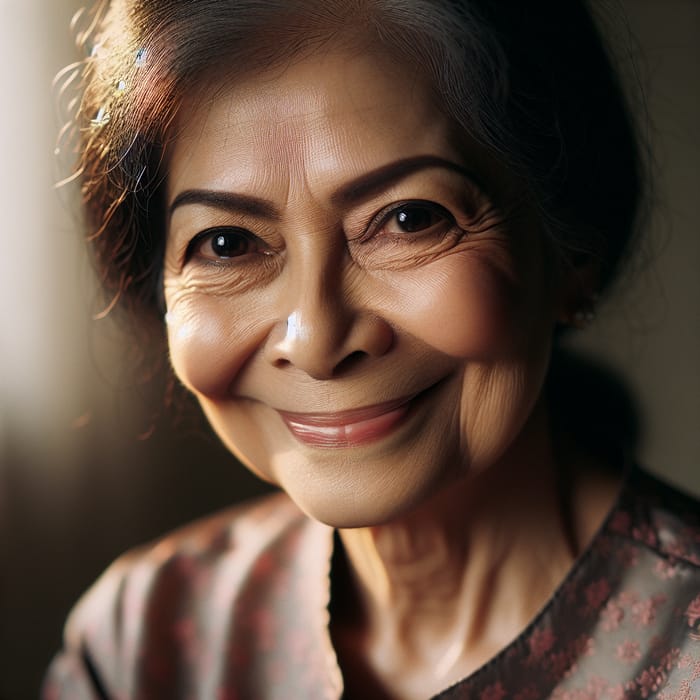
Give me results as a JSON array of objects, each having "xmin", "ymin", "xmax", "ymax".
[
  {"xmin": 266, "ymin": 236, "xmax": 392, "ymax": 378},
  {"xmin": 278, "ymin": 240, "xmax": 352, "ymax": 371}
]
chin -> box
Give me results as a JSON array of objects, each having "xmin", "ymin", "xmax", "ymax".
[
  {"xmin": 268, "ymin": 444, "xmax": 465, "ymax": 530},
  {"xmin": 288, "ymin": 491, "xmax": 422, "ymax": 530}
]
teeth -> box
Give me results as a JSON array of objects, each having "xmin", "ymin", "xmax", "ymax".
[
  {"xmin": 288, "ymin": 421, "xmax": 344, "ymax": 439},
  {"xmin": 281, "ymin": 403, "xmax": 411, "ymax": 448},
  {"xmin": 286, "ymin": 420, "xmax": 350, "ymax": 447}
]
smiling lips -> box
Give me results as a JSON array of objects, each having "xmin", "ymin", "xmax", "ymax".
[{"xmin": 277, "ymin": 394, "xmax": 418, "ymax": 448}]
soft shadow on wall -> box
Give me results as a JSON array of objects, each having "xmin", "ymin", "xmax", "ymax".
[
  {"xmin": 570, "ymin": 0, "xmax": 700, "ymax": 487},
  {"xmin": 0, "ymin": 1, "xmax": 697, "ymax": 699}
]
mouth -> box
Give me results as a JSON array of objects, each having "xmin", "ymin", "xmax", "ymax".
[{"xmin": 277, "ymin": 392, "xmax": 423, "ymax": 449}]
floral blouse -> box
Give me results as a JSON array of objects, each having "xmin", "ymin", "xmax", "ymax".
[{"xmin": 43, "ymin": 466, "xmax": 700, "ymax": 699}]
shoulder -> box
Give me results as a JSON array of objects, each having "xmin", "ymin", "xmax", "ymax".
[
  {"xmin": 607, "ymin": 466, "xmax": 700, "ymax": 569},
  {"xmin": 65, "ymin": 490, "xmax": 312, "ymax": 639},
  {"xmin": 46, "ymin": 491, "xmax": 333, "ymax": 697}
]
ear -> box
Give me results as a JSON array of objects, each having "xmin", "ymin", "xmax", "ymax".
[{"xmin": 555, "ymin": 254, "xmax": 601, "ymax": 327}]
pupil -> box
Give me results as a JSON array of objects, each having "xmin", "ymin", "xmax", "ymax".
[
  {"xmin": 212, "ymin": 232, "xmax": 245, "ymax": 257},
  {"xmin": 397, "ymin": 206, "xmax": 433, "ymax": 232}
]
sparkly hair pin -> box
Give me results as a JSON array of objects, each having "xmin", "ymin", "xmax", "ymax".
[{"xmin": 90, "ymin": 105, "xmax": 110, "ymax": 127}]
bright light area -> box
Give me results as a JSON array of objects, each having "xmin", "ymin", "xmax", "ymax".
[{"xmin": 0, "ymin": 0, "xmax": 94, "ymax": 465}]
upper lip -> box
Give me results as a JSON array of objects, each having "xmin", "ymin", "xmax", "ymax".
[{"xmin": 277, "ymin": 393, "xmax": 419, "ymax": 427}]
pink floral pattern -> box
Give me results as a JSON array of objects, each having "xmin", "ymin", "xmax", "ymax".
[
  {"xmin": 685, "ymin": 594, "xmax": 700, "ymax": 627},
  {"xmin": 527, "ymin": 626, "xmax": 557, "ymax": 661},
  {"xmin": 616, "ymin": 640, "xmax": 641, "ymax": 664},
  {"xmin": 43, "ymin": 467, "xmax": 700, "ymax": 699},
  {"xmin": 600, "ymin": 598, "xmax": 625, "ymax": 631},
  {"xmin": 583, "ymin": 578, "xmax": 612, "ymax": 613},
  {"xmin": 480, "ymin": 682, "xmax": 507, "ymax": 700}
]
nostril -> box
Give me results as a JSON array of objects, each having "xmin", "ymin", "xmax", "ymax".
[{"xmin": 333, "ymin": 350, "xmax": 367, "ymax": 377}]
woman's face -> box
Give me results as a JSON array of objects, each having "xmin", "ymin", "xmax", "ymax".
[{"xmin": 164, "ymin": 49, "xmax": 563, "ymax": 527}]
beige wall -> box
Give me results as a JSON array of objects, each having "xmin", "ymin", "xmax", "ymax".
[
  {"xmin": 0, "ymin": 1, "xmax": 697, "ymax": 697},
  {"xmin": 573, "ymin": 0, "xmax": 700, "ymax": 489},
  {"xmin": 0, "ymin": 0, "xmax": 86, "ymax": 463}
]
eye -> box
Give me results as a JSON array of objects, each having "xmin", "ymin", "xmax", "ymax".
[
  {"xmin": 185, "ymin": 227, "xmax": 268, "ymax": 262},
  {"xmin": 376, "ymin": 201, "xmax": 455, "ymax": 238}
]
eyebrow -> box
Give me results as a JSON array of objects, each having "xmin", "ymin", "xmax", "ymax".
[
  {"xmin": 169, "ymin": 190, "xmax": 279, "ymax": 221},
  {"xmin": 168, "ymin": 155, "xmax": 479, "ymax": 220},
  {"xmin": 331, "ymin": 155, "xmax": 480, "ymax": 207}
]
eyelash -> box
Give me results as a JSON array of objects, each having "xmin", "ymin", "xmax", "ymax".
[
  {"xmin": 183, "ymin": 226, "xmax": 270, "ymax": 263},
  {"xmin": 182, "ymin": 199, "xmax": 460, "ymax": 265},
  {"xmin": 361, "ymin": 199, "xmax": 457, "ymax": 242}
]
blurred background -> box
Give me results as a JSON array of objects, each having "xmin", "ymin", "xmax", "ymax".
[{"xmin": 0, "ymin": 1, "xmax": 698, "ymax": 698}]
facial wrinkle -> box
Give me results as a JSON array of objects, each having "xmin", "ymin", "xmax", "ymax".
[
  {"xmin": 164, "ymin": 43, "xmax": 566, "ymax": 565},
  {"xmin": 338, "ymin": 422, "xmax": 573, "ymax": 671}
]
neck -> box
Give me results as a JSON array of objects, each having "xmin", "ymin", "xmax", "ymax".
[{"xmin": 335, "ymin": 402, "xmax": 581, "ymax": 692}]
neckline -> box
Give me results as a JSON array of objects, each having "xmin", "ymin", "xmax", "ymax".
[
  {"xmin": 432, "ymin": 462, "xmax": 636, "ymax": 696},
  {"xmin": 322, "ymin": 463, "xmax": 637, "ymax": 698}
]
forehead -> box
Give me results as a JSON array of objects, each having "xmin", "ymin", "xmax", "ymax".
[{"xmin": 165, "ymin": 49, "xmax": 487, "ymax": 200}]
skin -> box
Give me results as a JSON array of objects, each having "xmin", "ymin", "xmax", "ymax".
[{"xmin": 163, "ymin": 49, "xmax": 619, "ymax": 698}]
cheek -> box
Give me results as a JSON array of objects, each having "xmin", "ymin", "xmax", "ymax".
[
  {"xmin": 165, "ymin": 292, "xmax": 269, "ymax": 399},
  {"xmin": 383, "ymin": 253, "xmax": 522, "ymax": 359}
]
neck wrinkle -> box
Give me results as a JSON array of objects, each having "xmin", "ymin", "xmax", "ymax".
[{"xmin": 336, "ymin": 406, "xmax": 575, "ymax": 662}]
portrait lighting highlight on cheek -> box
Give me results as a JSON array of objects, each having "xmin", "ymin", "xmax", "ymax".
[{"xmin": 163, "ymin": 49, "xmax": 559, "ymax": 528}]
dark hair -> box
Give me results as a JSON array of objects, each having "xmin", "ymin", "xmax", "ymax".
[{"xmin": 59, "ymin": 0, "xmax": 646, "ymax": 335}]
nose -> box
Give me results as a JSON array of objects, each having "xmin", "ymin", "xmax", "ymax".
[{"xmin": 265, "ymin": 270, "xmax": 394, "ymax": 380}]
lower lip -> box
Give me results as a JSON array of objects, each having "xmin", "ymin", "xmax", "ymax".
[{"xmin": 279, "ymin": 400, "xmax": 416, "ymax": 449}]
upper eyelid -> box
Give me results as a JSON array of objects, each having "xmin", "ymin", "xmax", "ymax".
[
  {"xmin": 373, "ymin": 199, "xmax": 454, "ymax": 223},
  {"xmin": 173, "ymin": 215, "xmax": 275, "ymax": 252},
  {"xmin": 170, "ymin": 209, "xmax": 265, "ymax": 238},
  {"xmin": 344, "ymin": 177, "xmax": 486, "ymax": 228},
  {"xmin": 177, "ymin": 230, "xmax": 259, "ymax": 269},
  {"xmin": 361, "ymin": 199, "xmax": 456, "ymax": 237},
  {"xmin": 182, "ymin": 225, "xmax": 266, "ymax": 264},
  {"xmin": 377, "ymin": 200, "xmax": 453, "ymax": 222}
]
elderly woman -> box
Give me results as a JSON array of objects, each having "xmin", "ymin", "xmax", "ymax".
[{"xmin": 44, "ymin": 0, "xmax": 700, "ymax": 698}]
